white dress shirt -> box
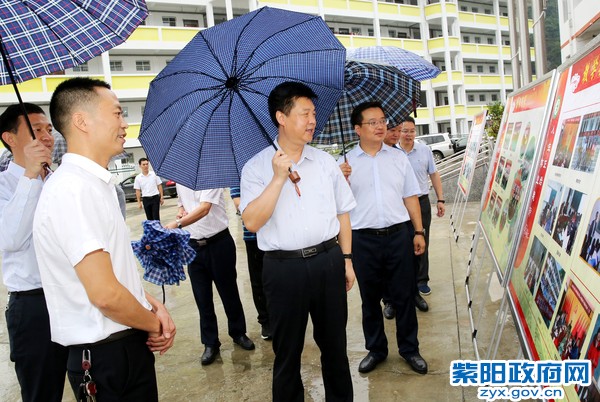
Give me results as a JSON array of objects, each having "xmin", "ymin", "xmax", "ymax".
[
  {"xmin": 341, "ymin": 143, "xmax": 420, "ymax": 229},
  {"xmin": 176, "ymin": 185, "xmax": 228, "ymax": 239},
  {"xmin": 398, "ymin": 141, "xmax": 437, "ymax": 196},
  {"xmin": 240, "ymin": 142, "xmax": 356, "ymax": 251},
  {"xmin": 33, "ymin": 153, "xmax": 151, "ymax": 346},
  {"xmin": 0, "ymin": 162, "xmax": 44, "ymax": 292},
  {"xmin": 134, "ymin": 171, "xmax": 161, "ymax": 197}
]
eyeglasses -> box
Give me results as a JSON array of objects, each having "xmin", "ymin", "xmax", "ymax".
[
  {"xmin": 401, "ymin": 129, "xmax": 417, "ymax": 134},
  {"xmin": 360, "ymin": 118, "xmax": 389, "ymax": 128}
]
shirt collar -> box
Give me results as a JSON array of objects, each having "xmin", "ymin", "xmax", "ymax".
[
  {"xmin": 273, "ymin": 138, "xmax": 315, "ymax": 163},
  {"xmin": 355, "ymin": 142, "xmax": 392, "ymax": 157},
  {"xmin": 61, "ymin": 153, "xmax": 113, "ymax": 184}
]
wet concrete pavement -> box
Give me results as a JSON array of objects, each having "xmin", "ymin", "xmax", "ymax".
[{"xmin": 0, "ymin": 196, "xmax": 489, "ymax": 401}]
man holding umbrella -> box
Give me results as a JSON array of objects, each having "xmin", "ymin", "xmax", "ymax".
[
  {"xmin": 0, "ymin": 103, "xmax": 68, "ymax": 402},
  {"xmin": 240, "ymin": 82, "xmax": 356, "ymax": 402},
  {"xmin": 342, "ymin": 101, "xmax": 428, "ymax": 375},
  {"xmin": 33, "ymin": 78, "xmax": 175, "ymax": 401}
]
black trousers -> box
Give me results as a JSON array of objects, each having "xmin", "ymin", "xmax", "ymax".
[
  {"xmin": 188, "ymin": 230, "xmax": 247, "ymax": 347},
  {"xmin": 142, "ymin": 195, "xmax": 161, "ymax": 221},
  {"xmin": 5, "ymin": 291, "xmax": 68, "ymax": 402},
  {"xmin": 244, "ymin": 239, "xmax": 269, "ymax": 327},
  {"xmin": 263, "ymin": 245, "xmax": 353, "ymax": 402},
  {"xmin": 416, "ymin": 195, "xmax": 432, "ymax": 286},
  {"xmin": 67, "ymin": 330, "xmax": 158, "ymax": 402},
  {"xmin": 353, "ymin": 223, "xmax": 420, "ymax": 359}
]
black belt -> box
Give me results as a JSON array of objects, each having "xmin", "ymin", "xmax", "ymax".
[
  {"xmin": 142, "ymin": 194, "xmax": 160, "ymax": 199},
  {"xmin": 8, "ymin": 288, "xmax": 44, "ymax": 297},
  {"xmin": 418, "ymin": 194, "xmax": 429, "ymax": 201},
  {"xmin": 355, "ymin": 222, "xmax": 408, "ymax": 236},
  {"xmin": 265, "ymin": 237, "xmax": 338, "ymax": 259},
  {"xmin": 189, "ymin": 228, "xmax": 230, "ymax": 247},
  {"xmin": 72, "ymin": 328, "xmax": 142, "ymax": 348}
]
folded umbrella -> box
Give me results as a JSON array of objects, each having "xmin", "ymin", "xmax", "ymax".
[
  {"xmin": 314, "ymin": 60, "xmax": 421, "ymax": 147},
  {"xmin": 139, "ymin": 6, "xmax": 345, "ymax": 191},
  {"xmin": 132, "ymin": 220, "xmax": 196, "ymax": 302}
]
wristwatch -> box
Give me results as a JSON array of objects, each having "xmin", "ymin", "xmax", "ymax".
[
  {"xmin": 176, "ymin": 219, "xmax": 183, "ymax": 229},
  {"xmin": 414, "ymin": 229, "xmax": 426, "ymax": 237}
]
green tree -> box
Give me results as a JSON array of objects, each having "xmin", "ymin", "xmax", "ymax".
[{"xmin": 486, "ymin": 101, "xmax": 505, "ymax": 139}]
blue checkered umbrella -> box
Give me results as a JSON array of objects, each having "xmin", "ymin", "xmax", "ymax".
[
  {"xmin": 313, "ymin": 60, "xmax": 420, "ymax": 146},
  {"xmin": 0, "ymin": 0, "xmax": 148, "ymax": 85},
  {"xmin": 139, "ymin": 6, "xmax": 345, "ymax": 191},
  {"xmin": 347, "ymin": 46, "xmax": 441, "ymax": 81},
  {"xmin": 132, "ymin": 220, "xmax": 196, "ymax": 301}
]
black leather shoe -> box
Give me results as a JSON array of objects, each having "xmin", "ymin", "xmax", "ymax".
[
  {"xmin": 201, "ymin": 346, "xmax": 219, "ymax": 365},
  {"xmin": 383, "ymin": 303, "xmax": 396, "ymax": 319},
  {"xmin": 233, "ymin": 334, "xmax": 255, "ymax": 350},
  {"xmin": 358, "ymin": 354, "xmax": 385, "ymax": 373},
  {"xmin": 403, "ymin": 353, "xmax": 428, "ymax": 374},
  {"xmin": 415, "ymin": 294, "xmax": 429, "ymax": 312}
]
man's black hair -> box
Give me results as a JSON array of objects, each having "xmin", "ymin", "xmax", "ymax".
[
  {"xmin": 350, "ymin": 101, "xmax": 384, "ymax": 128},
  {"xmin": 0, "ymin": 103, "xmax": 45, "ymax": 152},
  {"xmin": 268, "ymin": 82, "xmax": 317, "ymax": 128}
]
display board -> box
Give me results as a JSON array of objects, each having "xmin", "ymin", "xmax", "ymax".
[
  {"xmin": 479, "ymin": 76, "xmax": 555, "ymax": 280},
  {"xmin": 508, "ymin": 41, "xmax": 600, "ymax": 401},
  {"xmin": 458, "ymin": 110, "xmax": 488, "ymax": 197}
]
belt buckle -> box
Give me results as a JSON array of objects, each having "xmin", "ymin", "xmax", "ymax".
[
  {"xmin": 196, "ymin": 239, "xmax": 208, "ymax": 247},
  {"xmin": 302, "ymin": 247, "xmax": 318, "ymax": 258}
]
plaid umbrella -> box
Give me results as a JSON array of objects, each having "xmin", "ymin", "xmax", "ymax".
[
  {"xmin": 139, "ymin": 6, "xmax": 345, "ymax": 191},
  {"xmin": 0, "ymin": 0, "xmax": 148, "ymax": 140},
  {"xmin": 313, "ymin": 60, "xmax": 420, "ymax": 146},
  {"xmin": 347, "ymin": 46, "xmax": 441, "ymax": 81},
  {"xmin": 132, "ymin": 220, "xmax": 196, "ymax": 302}
]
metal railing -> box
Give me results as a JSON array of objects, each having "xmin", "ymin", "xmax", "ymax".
[{"xmin": 437, "ymin": 136, "xmax": 494, "ymax": 182}]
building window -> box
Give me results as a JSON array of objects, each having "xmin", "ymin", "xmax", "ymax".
[
  {"xmin": 474, "ymin": 37, "xmax": 481, "ymax": 44},
  {"xmin": 338, "ymin": 27, "xmax": 350, "ymax": 35},
  {"xmin": 472, "ymin": 7, "xmax": 478, "ymax": 13},
  {"xmin": 489, "ymin": 65, "xmax": 496, "ymax": 73},
  {"xmin": 397, "ymin": 32, "xmax": 408, "ymax": 38},
  {"xmin": 162, "ymin": 17, "xmax": 176, "ymax": 26},
  {"xmin": 460, "ymin": 6, "xmax": 467, "ymax": 11},
  {"xmin": 109, "ymin": 60, "xmax": 123, "ymax": 72},
  {"xmin": 72, "ymin": 62, "xmax": 88, "ymax": 72},
  {"xmin": 121, "ymin": 106, "xmax": 129, "ymax": 118},
  {"xmin": 468, "ymin": 94, "xmax": 475, "ymax": 102},
  {"xmin": 485, "ymin": 9, "xmax": 491, "ymax": 14},
  {"xmin": 183, "ymin": 19, "xmax": 199, "ymax": 28},
  {"xmin": 504, "ymin": 40, "xmax": 510, "ymax": 45},
  {"xmin": 166, "ymin": 59, "xmax": 172, "ymax": 65},
  {"xmin": 368, "ymin": 29, "xmax": 374, "ymax": 37},
  {"xmin": 141, "ymin": 105, "xmax": 145, "ymax": 115},
  {"xmin": 136, "ymin": 60, "xmax": 151, "ymax": 71},
  {"xmin": 351, "ymin": 27, "xmax": 361, "ymax": 35},
  {"xmin": 487, "ymin": 38, "xmax": 494, "ymax": 45},
  {"xmin": 477, "ymin": 65, "xmax": 484, "ymax": 73},
  {"xmin": 463, "ymin": 36, "xmax": 470, "ymax": 43},
  {"xmin": 388, "ymin": 29, "xmax": 396, "ymax": 38},
  {"xmin": 479, "ymin": 94, "xmax": 486, "ymax": 102},
  {"xmin": 491, "ymin": 94, "xmax": 498, "ymax": 101},
  {"xmin": 465, "ymin": 65, "xmax": 473, "ymax": 73}
]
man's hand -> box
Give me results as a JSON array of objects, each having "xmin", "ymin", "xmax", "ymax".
[
  {"xmin": 145, "ymin": 295, "xmax": 176, "ymax": 355},
  {"xmin": 272, "ymin": 149, "xmax": 292, "ymax": 180},
  {"xmin": 137, "ymin": 200, "xmax": 142, "ymax": 209},
  {"xmin": 339, "ymin": 162, "xmax": 352, "ymax": 180},
  {"xmin": 160, "ymin": 196, "xmax": 164, "ymax": 206},
  {"xmin": 23, "ymin": 139, "xmax": 52, "ymax": 179},
  {"xmin": 413, "ymin": 235, "xmax": 426, "ymax": 256},
  {"xmin": 436, "ymin": 202, "xmax": 445, "ymax": 217},
  {"xmin": 345, "ymin": 260, "xmax": 355, "ymax": 292}
]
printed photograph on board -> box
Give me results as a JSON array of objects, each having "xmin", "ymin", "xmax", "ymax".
[
  {"xmin": 538, "ymin": 180, "xmax": 565, "ymax": 235},
  {"xmin": 534, "ymin": 253, "xmax": 565, "ymax": 327},
  {"xmin": 550, "ymin": 187, "xmax": 587, "ymax": 255},
  {"xmin": 524, "ymin": 236, "xmax": 548, "ymax": 295},
  {"xmin": 552, "ymin": 116, "xmax": 581, "ymax": 169},
  {"xmin": 510, "ymin": 121, "xmax": 522, "ymax": 152},
  {"xmin": 580, "ymin": 198, "xmax": 600, "ymax": 272},
  {"xmin": 572, "ymin": 111, "xmax": 600, "ymax": 174}
]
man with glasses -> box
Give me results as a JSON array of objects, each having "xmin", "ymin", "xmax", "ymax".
[{"xmin": 341, "ymin": 101, "xmax": 428, "ymax": 375}]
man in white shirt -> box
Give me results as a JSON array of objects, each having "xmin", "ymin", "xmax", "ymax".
[
  {"xmin": 240, "ymin": 82, "xmax": 356, "ymax": 402},
  {"xmin": 134, "ymin": 157, "xmax": 163, "ymax": 221},
  {"xmin": 0, "ymin": 103, "xmax": 68, "ymax": 402},
  {"xmin": 342, "ymin": 102, "xmax": 428, "ymax": 375},
  {"xmin": 33, "ymin": 77, "xmax": 175, "ymax": 401},
  {"xmin": 165, "ymin": 186, "xmax": 254, "ymax": 365}
]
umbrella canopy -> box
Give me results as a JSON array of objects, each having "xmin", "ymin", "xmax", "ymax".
[
  {"xmin": 139, "ymin": 6, "xmax": 345, "ymax": 191},
  {"xmin": 347, "ymin": 46, "xmax": 441, "ymax": 81},
  {"xmin": 0, "ymin": 0, "xmax": 148, "ymax": 85},
  {"xmin": 313, "ymin": 60, "xmax": 421, "ymax": 146},
  {"xmin": 132, "ymin": 220, "xmax": 196, "ymax": 287}
]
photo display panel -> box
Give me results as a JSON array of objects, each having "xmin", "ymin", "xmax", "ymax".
[
  {"xmin": 458, "ymin": 110, "xmax": 488, "ymax": 198},
  {"xmin": 508, "ymin": 43, "xmax": 600, "ymax": 401}
]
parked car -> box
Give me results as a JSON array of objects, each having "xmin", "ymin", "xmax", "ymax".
[
  {"xmin": 451, "ymin": 136, "xmax": 469, "ymax": 152},
  {"xmin": 118, "ymin": 174, "xmax": 177, "ymax": 202},
  {"xmin": 415, "ymin": 133, "xmax": 454, "ymax": 162}
]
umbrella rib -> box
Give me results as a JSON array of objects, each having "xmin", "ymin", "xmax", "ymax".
[
  {"xmin": 240, "ymin": 48, "xmax": 345, "ymax": 78},
  {"xmin": 235, "ymin": 16, "xmax": 330, "ymax": 76},
  {"xmin": 151, "ymin": 69, "xmax": 227, "ymax": 85}
]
